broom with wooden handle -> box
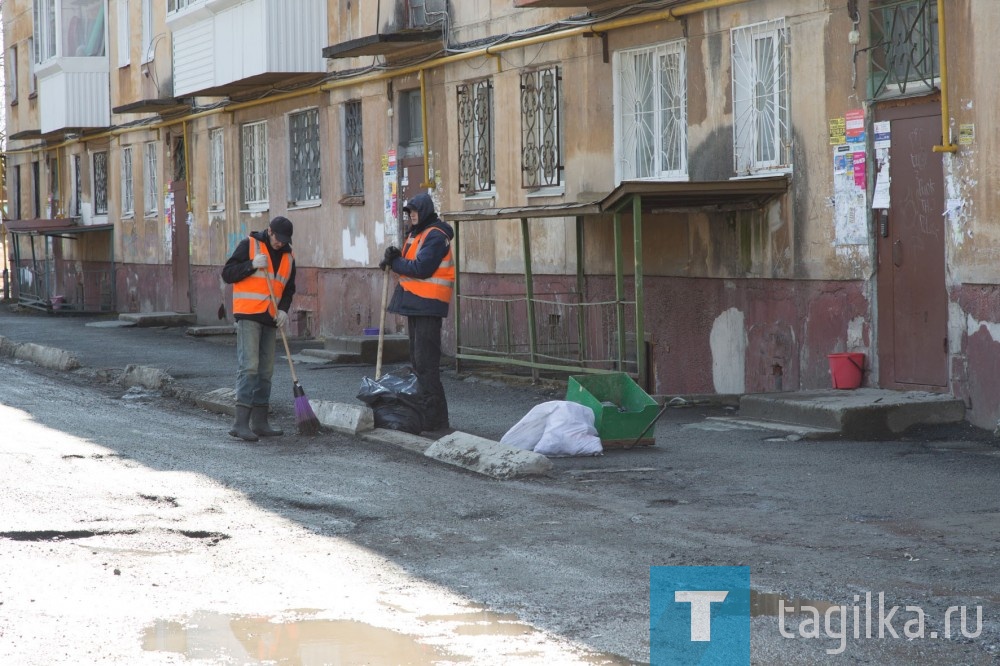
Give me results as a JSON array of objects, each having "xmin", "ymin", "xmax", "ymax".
[{"xmin": 262, "ymin": 261, "xmax": 320, "ymax": 435}]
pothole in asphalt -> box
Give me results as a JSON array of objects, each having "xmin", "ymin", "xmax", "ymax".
[
  {"xmin": 0, "ymin": 529, "xmax": 140, "ymax": 541},
  {"xmin": 142, "ymin": 611, "xmax": 454, "ymax": 664}
]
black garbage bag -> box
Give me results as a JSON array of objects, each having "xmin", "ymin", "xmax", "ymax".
[{"xmin": 357, "ymin": 367, "xmax": 433, "ymax": 434}]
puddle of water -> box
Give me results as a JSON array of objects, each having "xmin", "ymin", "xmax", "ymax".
[
  {"xmin": 142, "ymin": 611, "xmax": 451, "ymax": 665},
  {"xmin": 751, "ymin": 590, "xmax": 836, "ymax": 617}
]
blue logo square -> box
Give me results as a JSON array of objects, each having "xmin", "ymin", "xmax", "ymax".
[{"xmin": 650, "ymin": 566, "xmax": 750, "ymax": 665}]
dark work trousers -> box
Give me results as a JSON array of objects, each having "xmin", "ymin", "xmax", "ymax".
[{"xmin": 407, "ymin": 314, "xmax": 449, "ymax": 430}]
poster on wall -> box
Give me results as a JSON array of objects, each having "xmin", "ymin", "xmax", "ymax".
[
  {"xmin": 383, "ymin": 151, "xmax": 399, "ymax": 246},
  {"xmin": 832, "ymin": 126, "xmax": 868, "ymax": 246},
  {"xmin": 871, "ymin": 121, "xmax": 891, "ymax": 210}
]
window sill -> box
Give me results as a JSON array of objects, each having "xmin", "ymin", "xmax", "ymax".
[
  {"xmin": 121, "ymin": 213, "xmax": 135, "ymax": 220},
  {"xmin": 288, "ymin": 200, "xmax": 321, "ymax": 211},
  {"xmin": 208, "ymin": 207, "xmax": 225, "ymax": 214},
  {"xmin": 731, "ymin": 168, "xmax": 792, "ymax": 180},
  {"xmin": 462, "ymin": 191, "xmax": 496, "ymax": 203},
  {"xmin": 339, "ymin": 195, "xmax": 365, "ymax": 207},
  {"xmin": 526, "ymin": 185, "xmax": 566, "ymax": 199},
  {"xmin": 241, "ymin": 205, "xmax": 270, "ymax": 215}
]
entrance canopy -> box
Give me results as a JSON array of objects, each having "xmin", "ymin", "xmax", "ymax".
[
  {"xmin": 7, "ymin": 219, "xmax": 116, "ymax": 313},
  {"xmin": 442, "ymin": 176, "xmax": 790, "ymax": 387}
]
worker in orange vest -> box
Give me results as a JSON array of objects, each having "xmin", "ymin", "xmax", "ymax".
[
  {"xmin": 222, "ymin": 216, "xmax": 297, "ymax": 441},
  {"xmin": 380, "ymin": 193, "xmax": 454, "ymax": 432}
]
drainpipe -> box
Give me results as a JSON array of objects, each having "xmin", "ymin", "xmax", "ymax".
[{"xmin": 932, "ymin": 0, "xmax": 957, "ymax": 153}]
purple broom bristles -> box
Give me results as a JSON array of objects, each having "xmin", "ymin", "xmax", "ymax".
[{"xmin": 292, "ymin": 382, "xmax": 321, "ymax": 435}]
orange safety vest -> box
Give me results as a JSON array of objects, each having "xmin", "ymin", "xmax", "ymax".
[
  {"xmin": 399, "ymin": 226, "xmax": 455, "ymax": 304},
  {"xmin": 232, "ymin": 237, "xmax": 293, "ymax": 316}
]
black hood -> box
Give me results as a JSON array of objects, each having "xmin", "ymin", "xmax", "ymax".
[{"xmin": 405, "ymin": 193, "xmax": 437, "ymax": 227}]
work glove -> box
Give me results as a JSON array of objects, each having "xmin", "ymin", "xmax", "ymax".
[
  {"xmin": 252, "ymin": 254, "xmax": 269, "ymax": 270},
  {"xmin": 275, "ymin": 310, "xmax": 288, "ymax": 329},
  {"xmin": 379, "ymin": 245, "xmax": 402, "ymax": 270}
]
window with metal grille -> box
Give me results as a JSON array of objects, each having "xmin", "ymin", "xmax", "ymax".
[
  {"xmin": 288, "ymin": 108, "xmax": 321, "ymax": 204},
  {"xmin": 32, "ymin": 161, "xmax": 40, "ymax": 217},
  {"xmin": 209, "ymin": 128, "xmax": 225, "ymax": 211},
  {"xmin": 869, "ymin": 0, "xmax": 938, "ymax": 98},
  {"xmin": 48, "ymin": 156, "xmax": 59, "ymax": 211},
  {"xmin": 457, "ymin": 79, "xmax": 494, "ymax": 194},
  {"xmin": 614, "ymin": 42, "xmax": 687, "ymax": 183},
  {"xmin": 343, "ymin": 100, "xmax": 364, "ymax": 198},
  {"xmin": 144, "ymin": 142, "xmax": 158, "ymax": 215},
  {"xmin": 93, "ymin": 151, "xmax": 108, "ymax": 215},
  {"xmin": 520, "ymin": 66, "xmax": 563, "ymax": 189},
  {"xmin": 121, "ymin": 146, "xmax": 134, "ymax": 216},
  {"xmin": 241, "ymin": 121, "xmax": 269, "ymax": 209},
  {"xmin": 13, "ymin": 166, "xmax": 21, "ymax": 219},
  {"xmin": 731, "ymin": 19, "xmax": 790, "ymax": 175}
]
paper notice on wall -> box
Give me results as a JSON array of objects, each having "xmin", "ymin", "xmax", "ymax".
[
  {"xmin": 872, "ymin": 148, "xmax": 890, "ymax": 209},
  {"xmin": 852, "ymin": 150, "xmax": 867, "ymax": 188},
  {"xmin": 873, "ymin": 121, "xmax": 891, "ymax": 149},
  {"xmin": 833, "ymin": 142, "xmax": 867, "ymax": 246},
  {"xmin": 845, "ymin": 109, "xmax": 865, "ymax": 138}
]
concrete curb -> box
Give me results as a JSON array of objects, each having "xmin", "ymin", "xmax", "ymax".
[
  {"xmin": 312, "ymin": 400, "xmax": 374, "ymax": 435},
  {"xmin": 425, "ymin": 432, "xmax": 553, "ymax": 480},
  {"xmin": 122, "ymin": 364, "xmax": 173, "ymax": 390},
  {"xmin": 0, "ymin": 336, "xmax": 81, "ymax": 372}
]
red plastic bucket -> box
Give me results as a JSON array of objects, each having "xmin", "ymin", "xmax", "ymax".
[{"xmin": 828, "ymin": 352, "xmax": 864, "ymax": 389}]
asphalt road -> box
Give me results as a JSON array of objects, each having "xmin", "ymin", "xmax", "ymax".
[{"xmin": 2, "ymin": 307, "xmax": 1000, "ymax": 664}]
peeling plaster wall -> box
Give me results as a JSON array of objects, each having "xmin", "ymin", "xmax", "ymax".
[
  {"xmin": 948, "ymin": 285, "xmax": 1000, "ymax": 430},
  {"xmin": 710, "ymin": 308, "xmax": 747, "ymax": 394}
]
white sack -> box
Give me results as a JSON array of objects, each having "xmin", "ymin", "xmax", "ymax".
[{"xmin": 501, "ymin": 400, "xmax": 603, "ymax": 457}]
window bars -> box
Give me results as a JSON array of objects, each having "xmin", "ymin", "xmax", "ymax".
[
  {"xmin": 344, "ymin": 100, "xmax": 364, "ymax": 198},
  {"xmin": 457, "ymin": 79, "xmax": 494, "ymax": 194},
  {"xmin": 731, "ymin": 19, "xmax": 791, "ymax": 175},
  {"xmin": 144, "ymin": 142, "xmax": 158, "ymax": 214},
  {"xmin": 289, "ymin": 108, "xmax": 321, "ymax": 204},
  {"xmin": 615, "ymin": 42, "xmax": 687, "ymax": 181},
  {"xmin": 93, "ymin": 151, "xmax": 108, "ymax": 215},
  {"xmin": 520, "ymin": 66, "xmax": 563, "ymax": 189},
  {"xmin": 241, "ymin": 121, "xmax": 269, "ymax": 208},
  {"xmin": 869, "ymin": 0, "xmax": 938, "ymax": 98},
  {"xmin": 121, "ymin": 146, "xmax": 134, "ymax": 216},
  {"xmin": 209, "ymin": 128, "xmax": 225, "ymax": 211}
]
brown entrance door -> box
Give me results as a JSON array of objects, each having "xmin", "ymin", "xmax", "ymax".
[
  {"xmin": 875, "ymin": 103, "xmax": 948, "ymax": 389},
  {"xmin": 398, "ymin": 155, "xmax": 427, "ymax": 213}
]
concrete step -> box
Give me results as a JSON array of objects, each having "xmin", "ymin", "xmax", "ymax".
[
  {"xmin": 118, "ymin": 312, "xmax": 197, "ymax": 327},
  {"xmin": 739, "ymin": 388, "xmax": 966, "ymax": 439},
  {"xmin": 324, "ymin": 334, "xmax": 409, "ymax": 365}
]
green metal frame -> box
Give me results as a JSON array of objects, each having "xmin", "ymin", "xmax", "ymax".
[{"xmin": 452, "ymin": 211, "xmax": 645, "ymax": 386}]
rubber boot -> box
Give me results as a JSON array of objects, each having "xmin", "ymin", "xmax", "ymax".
[
  {"xmin": 229, "ymin": 405, "xmax": 259, "ymax": 442},
  {"xmin": 250, "ymin": 404, "xmax": 284, "ymax": 437}
]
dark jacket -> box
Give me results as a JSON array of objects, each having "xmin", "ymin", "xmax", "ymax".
[
  {"xmin": 221, "ymin": 230, "xmax": 296, "ymax": 325},
  {"xmin": 387, "ymin": 193, "xmax": 454, "ymax": 318}
]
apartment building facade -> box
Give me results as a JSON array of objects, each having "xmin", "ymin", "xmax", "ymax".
[{"xmin": 5, "ymin": 0, "xmax": 1000, "ymax": 429}]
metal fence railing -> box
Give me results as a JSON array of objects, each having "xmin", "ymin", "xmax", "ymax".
[{"xmin": 455, "ymin": 291, "xmax": 638, "ymax": 377}]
